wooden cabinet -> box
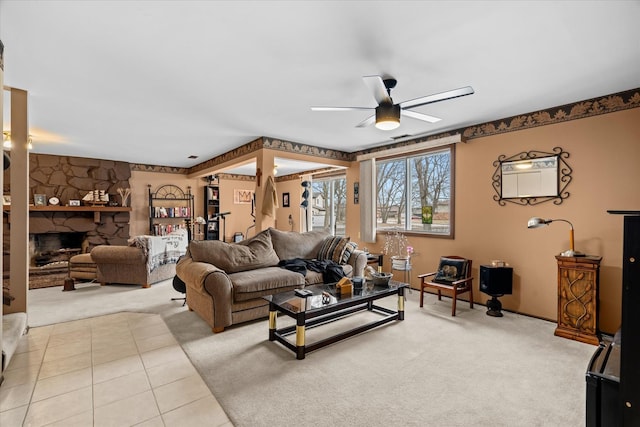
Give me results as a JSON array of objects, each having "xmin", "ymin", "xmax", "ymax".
[
  {"xmin": 554, "ymin": 255, "xmax": 601, "ymax": 345},
  {"xmin": 204, "ymin": 184, "xmax": 220, "ymax": 240},
  {"xmin": 148, "ymin": 185, "xmax": 193, "ymax": 236}
]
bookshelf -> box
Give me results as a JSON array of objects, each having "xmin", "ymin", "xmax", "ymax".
[
  {"xmin": 204, "ymin": 182, "xmax": 220, "ymax": 240},
  {"xmin": 148, "ymin": 184, "xmax": 193, "ymax": 236}
]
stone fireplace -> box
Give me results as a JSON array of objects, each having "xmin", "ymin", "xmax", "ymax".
[{"xmin": 3, "ymin": 153, "xmax": 132, "ymax": 287}]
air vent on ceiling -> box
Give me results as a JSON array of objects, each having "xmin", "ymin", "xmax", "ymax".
[{"xmin": 391, "ymin": 134, "xmax": 411, "ymax": 140}]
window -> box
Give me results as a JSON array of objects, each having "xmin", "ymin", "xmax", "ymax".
[
  {"xmin": 311, "ymin": 176, "xmax": 346, "ymax": 236},
  {"xmin": 376, "ymin": 146, "xmax": 453, "ymax": 237}
]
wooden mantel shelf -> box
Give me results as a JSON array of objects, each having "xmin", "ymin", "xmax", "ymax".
[{"xmin": 3, "ymin": 205, "xmax": 132, "ymax": 223}]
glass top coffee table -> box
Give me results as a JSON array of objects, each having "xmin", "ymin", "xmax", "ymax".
[{"xmin": 263, "ymin": 281, "xmax": 407, "ymax": 360}]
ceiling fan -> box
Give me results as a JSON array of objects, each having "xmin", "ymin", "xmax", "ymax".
[{"xmin": 311, "ymin": 75, "xmax": 474, "ymax": 130}]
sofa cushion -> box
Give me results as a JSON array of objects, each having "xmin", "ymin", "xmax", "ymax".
[
  {"xmin": 188, "ymin": 230, "xmax": 279, "ymax": 273},
  {"xmin": 268, "ymin": 228, "xmax": 330, "ymax": 261},
  {"xmin": 231, "ymin": 266, "xmax": 304, "ymax": 301},
  {"xmin": 317, "ymin": 236, "xmax": 350, "ymax": 264}
]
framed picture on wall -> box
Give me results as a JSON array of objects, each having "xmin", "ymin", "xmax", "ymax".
[
  {"xmin": 354, "ymin": 182, "xmax": 359, "ymax": 204},
  {"xmin": 282, "ymin": 192, "xmax": 290, "ymax": 207},
  {"xmin": 34, "ymin": 194, "xmax": 47, "ymax": 206},
  {"xmin": 234, "ymin": 189, "xmax": 254, "ymax": 204},
  {"xmin": 2, "ymin": 195, "xmax": 10, "ymax": 205}
]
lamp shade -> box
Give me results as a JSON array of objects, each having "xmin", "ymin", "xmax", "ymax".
[
  {"xmin": 375, "ymin": 103, "xmax": 401, "ymax": 130},
  {"xmin": 526, "ymin": 217, "xmax": 582, "ymax": 257},
  {"xmin": 527, "ymin": 217, "xmax": 551, "ymax": 228}
]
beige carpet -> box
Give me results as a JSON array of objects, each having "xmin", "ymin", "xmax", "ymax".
[{"xmin": 27, "ymin": 281, "xmax": 596, "ymax": 426}]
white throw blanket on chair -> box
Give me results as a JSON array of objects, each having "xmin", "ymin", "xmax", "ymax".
[{"xmin": 129, "ymin": 229, "xmax": 188, "ymax": 274}]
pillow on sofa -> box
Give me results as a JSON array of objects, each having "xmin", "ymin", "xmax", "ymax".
[
  {"xmin": 188, "ymin": 230, "xmax": 279, "ymax": 273},
  {"xmin": 268, "ymin": 228, "xmax": 330, "ymax": 261},
  {"xmin": 340, "ymin": 241, "xmax": 358, "ymax": 265},
  {"xmin": 317, "ymin": 236, "xmax": 350, "ymax": 264}
]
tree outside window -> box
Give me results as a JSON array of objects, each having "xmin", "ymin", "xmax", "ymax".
[
  {"xmin": 376, "ymin": 147, "xmax": 453, "ymax": 237},
  {"xmin": 311, "ymin": 176, "xmax": 346, "ymax": 236}
]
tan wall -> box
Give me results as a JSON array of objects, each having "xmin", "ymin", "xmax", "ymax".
[
  {"xmin": 218, "ymin": 176, "xmax": 256, "ymax": 241},
  {"xmin": 275, "ymin": 178, "xmax": 304, "ymax": 232},
  {"xmin": 347, "ymin": 108, "xmax": 640, "ymax": 334}
]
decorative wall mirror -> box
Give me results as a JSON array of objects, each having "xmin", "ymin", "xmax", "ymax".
[{"xmin": 492, "ymin": 147, "xmax": 572, "ymax": 205}]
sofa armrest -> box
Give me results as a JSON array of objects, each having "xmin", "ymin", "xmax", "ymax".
[
  {"xmin": 347, "ymin": 249, "xmax": 367, "ymax": 277},
  {"xmin": 176, "ymin": 255, "xmax": 235, "ymax": 330},
  {"xmin": 91, "ymin": 246, "xmax": 145, "ymax": 265},
  {"xmin": 176, "ymin": 256, "xmax": 225, "ymax": 292}
]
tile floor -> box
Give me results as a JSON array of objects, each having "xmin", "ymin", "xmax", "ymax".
[{"xmin": 0, "ymin": 312, "xmax": 233, "ymax": 426}]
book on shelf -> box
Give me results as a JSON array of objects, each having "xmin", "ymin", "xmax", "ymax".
[
  {"xmin": 152, "ymin": 222, "xmax": 187, "ymax": 236},
  {"xmin": 153, "ymin": 206, "xmax": 191, "ymax": 218}
]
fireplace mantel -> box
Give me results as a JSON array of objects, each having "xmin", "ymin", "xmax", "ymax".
[{"xmin": 4, "ymin": 206, "xmax": 132, "ymax": 223}]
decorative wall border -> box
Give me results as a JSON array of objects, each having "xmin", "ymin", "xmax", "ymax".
[
  {"xmin": 462, "ymin": 88, "xmax": 640, "ymax": 140},
  {"xmin": 218, "ymin": 173, "xmax": 255, "ymax": 182},
  {"xmin": 353, "ymin": 88, "xmax": 640, "ymax": 157},
  {"xmin": 130, "ymin": 163, "xmax": 189, "ymax": 174},
  {"xmin": 263, "ymin": 137, "xmax": 352, "ymax": 162}
]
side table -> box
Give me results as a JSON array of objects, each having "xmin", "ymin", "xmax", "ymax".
[
  {"xmin": 391, "ymin": 256, "xmax": 412, "ymax": 290},
  {"xmin": 366, "ymin": 253, "xmax": 383, "ymax": 270},
  {"xmin": 555, "ymin": 255, "xmax": 601, "ymax": 345}
]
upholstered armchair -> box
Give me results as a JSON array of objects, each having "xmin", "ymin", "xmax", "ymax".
[{"xmin": 91, "ymin": 230, "xmax": 188, "ymax": 288}]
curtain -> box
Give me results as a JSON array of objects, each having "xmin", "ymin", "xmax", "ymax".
[{"xmin": 359, "ymin": 158, "xmax": 376, "ymax": 243}]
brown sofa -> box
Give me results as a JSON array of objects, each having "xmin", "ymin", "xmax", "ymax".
[
  {"xmin": 176, "ymin": 228, "xmax": 367, "ymax": 332},
  {"xmin": 91, "ymin": 230, "xmax": 188, "ymax": 288}
]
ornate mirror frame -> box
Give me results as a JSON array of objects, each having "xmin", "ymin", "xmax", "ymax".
[{"xmin": 492, "ymin": 147, "xmax": 572, "ymax": 206}]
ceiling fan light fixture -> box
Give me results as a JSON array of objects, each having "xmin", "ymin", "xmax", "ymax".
[{"xmin": 375, "ymin": 104, "xmax": 401, "ymax": 130}]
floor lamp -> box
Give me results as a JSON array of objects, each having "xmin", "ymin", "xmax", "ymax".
[{"xmin": 216, "ymin": 212, "xmax": 231, "ymax": 242}]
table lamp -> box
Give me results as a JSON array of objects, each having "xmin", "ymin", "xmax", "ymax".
[{"xmin": 527, "ymin": 217, "xmax": 584, "ymax": 257}]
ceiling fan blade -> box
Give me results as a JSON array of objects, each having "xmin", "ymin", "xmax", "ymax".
[
  {"xmin": 363, "ymin": 75, "xmax": 392, "ymax": 105},
  {"xmin": 400, "ymin": 86, "xmax": 474, "ymax": 110},
  {"xmin": 355, "ymin": 115, "xmax": 376, "ymax": 128},
  {"xmin": 311, "ymin": 106, "xmax": 373, "ymax": 111},
  {"xmin": 401, "ymin": 109, "xmax": 442, "ymax": 123}
]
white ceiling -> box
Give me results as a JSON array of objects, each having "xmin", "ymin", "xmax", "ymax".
[{"xmin": 1, "ymin": 1, "xmax": 639, "ymax": 170}]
